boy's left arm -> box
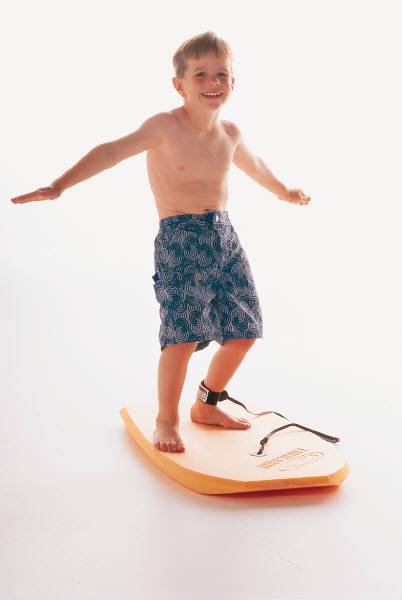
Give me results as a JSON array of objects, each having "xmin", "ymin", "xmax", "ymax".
[{"xmin": 230, "ymin": 123, "xmax": 311, "ymax": 205}]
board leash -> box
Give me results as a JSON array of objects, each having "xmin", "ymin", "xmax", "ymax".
[{"xmin": 197, "ymin": 380, "xmax": 340, "ymax": 457}]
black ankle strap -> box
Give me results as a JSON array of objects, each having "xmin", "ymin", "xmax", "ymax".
[{"xmin": 197, "ymin": 380, "xmax": 222, "ymax": 405}]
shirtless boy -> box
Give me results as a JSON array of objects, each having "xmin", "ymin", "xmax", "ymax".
[{"xmin": 11, "ymin": 31, "xmax": 311, "ymax": 453}]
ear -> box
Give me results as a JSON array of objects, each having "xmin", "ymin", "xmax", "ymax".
[{"xmin": 172, "ymin": 76, "xmax": 185, "ymax": 96}]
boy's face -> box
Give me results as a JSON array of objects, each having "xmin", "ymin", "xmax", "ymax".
[{"xmin": 173, "ymin": 52, "xmax": 234, "ymax": 109}]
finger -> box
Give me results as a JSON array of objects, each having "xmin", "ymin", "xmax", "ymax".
[
  {"xmin": 11, "ymin": 194, "xmax": 29, "ymax": 203},
  {"xmin": 11, "ymin": 190, "xmax": 40, "ymax": 203},
  {"xmin": 11, "ymin": 196, "xmax": 35, "ymax": 204},
  {"xmin": 14, "ymin": 189, "xmax": 50, "ymax": 203}
]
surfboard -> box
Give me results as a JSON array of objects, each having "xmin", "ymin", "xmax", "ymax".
[{"xmin": 120, "ymin": 392, "xmax": 349, "ymax": 495}]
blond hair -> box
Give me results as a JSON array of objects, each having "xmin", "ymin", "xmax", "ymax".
[{"xmin": 172, "ymin": 31, "xmax": 234, "ymax": 78}]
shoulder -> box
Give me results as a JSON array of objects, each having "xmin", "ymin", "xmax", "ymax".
[
  {"xmin": 140, "ymin": 111, "xmax": 172, "ymax": 134},
  {"xmin": 134, "ymin": 111, "xmax": 176, "ymax": 149},
  {"xmin": 105, "ymin": 112, "xmax": 173, "ymax": 161},
  {"xmin": 221, "ymin": 120, "xmax": 242, "ymax": 145}
]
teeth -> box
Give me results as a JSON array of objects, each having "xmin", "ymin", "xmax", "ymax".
[{"xmin": 202, "ymin": 92, "xmax": 221, "ymax": 96}]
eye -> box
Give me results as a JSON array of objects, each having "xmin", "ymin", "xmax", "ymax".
[{"xmin": 195, "ymin": 72, "xmax": 229, "ymax": 77}]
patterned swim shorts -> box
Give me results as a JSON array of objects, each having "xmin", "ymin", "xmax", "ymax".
[{"xmin": 152, "ymin": 210, "xmax": 263, "ymax": 352}]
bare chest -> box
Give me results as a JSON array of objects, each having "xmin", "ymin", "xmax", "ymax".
[{"xmin": 147, "ymin": 122, "xmax": 236, "ymax": 185}]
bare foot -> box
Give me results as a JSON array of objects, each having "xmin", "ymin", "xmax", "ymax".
[
  {"xmin": 190, "ymin": 399, "xmax": 251, "ymax": 429},
  {"xmin": 153, "ymin": 419, "xmax": 185, "ymax": 452}
]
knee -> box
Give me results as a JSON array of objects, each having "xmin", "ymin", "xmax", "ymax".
[
  {"xmin": 163, "ymin": 341, "xmax": 198, "ymax": 357},
  {"xmin": 223, "ymin": 338, "xmax": 257, "ymax": 352}
]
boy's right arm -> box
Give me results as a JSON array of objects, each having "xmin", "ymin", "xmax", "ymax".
[
  {"xmin": 103, "ymin": 111, "xmax": 168, "ymax": 166},
  {"xmin": 10, "ymin": 113, "xmax": 168, "ymax": 204}
]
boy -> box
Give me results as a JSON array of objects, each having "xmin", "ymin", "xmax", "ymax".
[{"xmin": 11, "ymin": 31, "xmax": 311, "ymax": 454}]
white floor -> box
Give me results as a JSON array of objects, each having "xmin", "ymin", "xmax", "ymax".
[{"xmin": 1, "ymin": 250, "xmax": 401, "ymax": 600}]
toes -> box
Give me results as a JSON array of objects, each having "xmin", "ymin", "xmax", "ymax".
[
  {"xmin": 223, "ymin": 419, "xmax": 250, "ymax": 429},
  {"xmin": 157, "ymin": 439, "xmax": 185, "ymax": 452},
  {"xmin": 172, "ymin": 440, "xmax": 186, "ymax": 452},
  {"xmin": 154, "ymin": 439, "xmax": 185, "ymax": 452},
  {"xmin": 234, "ymin": 419, "xmax": 250, "ymax": 429},
  {"xmin": 230, "ymin": 418, "xmax": 251, "ymax": 428}
]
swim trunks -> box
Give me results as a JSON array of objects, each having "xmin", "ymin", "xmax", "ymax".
[{"xmin": 152, "ymin": 210, "xmax": 263, "ymax": 352}]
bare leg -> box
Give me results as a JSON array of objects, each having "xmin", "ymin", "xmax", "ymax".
[
  {"xmin": 190, "ymin": 338, "xmax": 257, "ymax": 429},
  {"xmin": 153, "ymin": 341, "xmax": 198, "ymax": 452}
]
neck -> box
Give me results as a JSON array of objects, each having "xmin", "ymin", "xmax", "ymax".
[{"xmin": 180, "ymin": 103, "xmax": 220, "ymax": 133}]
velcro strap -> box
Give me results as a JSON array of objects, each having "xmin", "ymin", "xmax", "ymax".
[{"xmin": 197, "ymin": 380, "xmax": 221, "ymax": 405}]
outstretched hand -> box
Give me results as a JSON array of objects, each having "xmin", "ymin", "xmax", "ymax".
[
  {"xmin": 280, "ymin": 188, "xmax": 311, "ymax": 205},
  {"xmin": 10, "ymin": 185, "xmax": 61, "ymax": 204}
]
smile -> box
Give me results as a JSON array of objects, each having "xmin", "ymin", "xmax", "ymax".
[{"xmin": 201, "ymin": 92, "xmax": 223, "ymax": 97}]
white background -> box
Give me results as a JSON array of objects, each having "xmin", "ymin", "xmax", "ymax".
[{"xmin": 1, "ymin": 1, "xmax": 401, "ymax": 599}]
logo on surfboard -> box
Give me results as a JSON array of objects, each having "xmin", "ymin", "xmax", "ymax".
[{"xmin": 257, "ymin": 447, "xmax": 325, "ymax": 470}]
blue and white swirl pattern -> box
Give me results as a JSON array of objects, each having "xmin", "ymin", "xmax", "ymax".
[{"xmin": 152, "ymin": 211, "xmax": 263, "ymax": 352}]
